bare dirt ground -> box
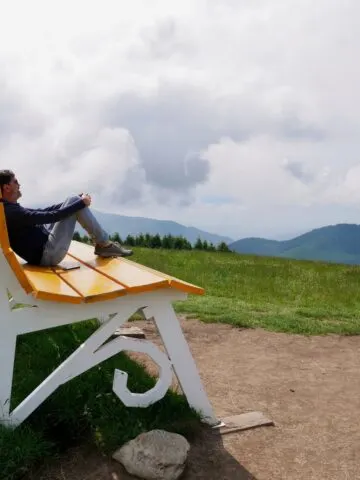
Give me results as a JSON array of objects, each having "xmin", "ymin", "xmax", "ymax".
[{"xmin": 28, "ymin": 318, "xmax": 360, "ymax": 480}]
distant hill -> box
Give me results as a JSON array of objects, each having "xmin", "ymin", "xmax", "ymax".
[
  {"xmin": 77, "ymin": 210, "xmax": 233, "ymax": 246},
  {"xmin": 229, "ymin": 224, "xmax": 360, "ymax": 265}
]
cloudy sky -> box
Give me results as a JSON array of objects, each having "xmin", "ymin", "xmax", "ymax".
[{"xmin": 1, "ymin": 0, "xmax": 359, "ymax": 240}]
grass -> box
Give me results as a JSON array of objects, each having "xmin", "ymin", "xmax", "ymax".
[
  {"xmin": 1, "ymin": 319, "xmax": 200, "ymax": 480},
  {"xmin": 132, "ymin": 248, "xmax": 360, "ymax": 335}
]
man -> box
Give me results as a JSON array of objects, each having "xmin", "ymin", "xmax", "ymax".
[{"xmin": 0, "ymin": 170, "xmax": 133, "ymax": 266}]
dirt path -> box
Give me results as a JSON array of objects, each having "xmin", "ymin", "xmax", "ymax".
[{"xmin": 29, "ymin": 318, "xmax": 360, "ymax": 480}]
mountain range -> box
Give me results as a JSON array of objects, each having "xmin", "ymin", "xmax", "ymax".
[
  {"xmin": 77, "ymin": 210, "xmax": 360, "ymax": 265},
  {"xmin": 229, "ymin": 224, "xmax": 360, "ymax": 265},
  {"xmin": 77, "ymin": 210, "xmax": 233, "ymax": 245}
]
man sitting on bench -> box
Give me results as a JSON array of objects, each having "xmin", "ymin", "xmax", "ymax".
[{"xmin": 0, "ymin": 169, "xmax": 133, "ymax": 266}]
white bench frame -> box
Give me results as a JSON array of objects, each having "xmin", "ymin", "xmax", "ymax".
[{"xmin": 0, "ymin": 252, "xmax": 219, "ymax": 428}]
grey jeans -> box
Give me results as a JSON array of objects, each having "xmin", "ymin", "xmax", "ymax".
[{"xmin": 40, "ymin": 195, "xmax": 109, "ymax": 266}]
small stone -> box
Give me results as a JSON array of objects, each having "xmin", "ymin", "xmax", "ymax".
[{"xmin": 112, "ymin": 429, "xmax": 190, "ymax": 480}]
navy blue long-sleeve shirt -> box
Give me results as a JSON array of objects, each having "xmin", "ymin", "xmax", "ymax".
[{"xmin": 1, "ymin": 198, "xmax": 86, "ymax": 264}]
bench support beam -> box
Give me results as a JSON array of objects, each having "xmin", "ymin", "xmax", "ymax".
[{"xmin": 0, "ymin": 289, "xmax": 219, "ymax": 428}]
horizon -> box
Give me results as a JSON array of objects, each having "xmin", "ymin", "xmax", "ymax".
[
  {"xmin": 2, "ymin": 0, "xmax": 360, "ymax": 240},
  {"xmin": 88, "ymin": 208, "xmax": 360, "ymax": 243}
]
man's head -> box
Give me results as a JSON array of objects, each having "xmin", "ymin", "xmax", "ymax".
[{"xmin": 0, "ymin": 170, "xmax": 21, "ymax": 202}]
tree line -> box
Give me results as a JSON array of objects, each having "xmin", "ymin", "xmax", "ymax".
[{"xmin": 73, "ymin": 231, "xmax": 231, "ymax": 252}]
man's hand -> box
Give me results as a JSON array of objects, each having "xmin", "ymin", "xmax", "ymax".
[{"xmin": 81, "ymin": 193, "xmax": 92, "ymax": 206}]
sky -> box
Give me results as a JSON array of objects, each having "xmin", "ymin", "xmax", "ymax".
[{"xmin": 1, "ymin": 0, "xmax": 360, "ymax": 240}]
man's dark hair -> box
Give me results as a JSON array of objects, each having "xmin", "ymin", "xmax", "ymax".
[{"xmin": 0, "ymin": 170, "xmax": 15, "ymax": 193}]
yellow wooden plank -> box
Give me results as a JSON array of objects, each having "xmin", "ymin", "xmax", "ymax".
[
  {"xmin": 68, "ymin": 240, "xmax": 205, "ymax": 295},
  {"xmin": 0, "ymin": 192, "xmax": 10, "ymax": 252},
  {"xmin": 0, "ymin": 193, "xmax": 34, "ymax": 294},
  {"xmin": 55, "ymin": 256, "xmax": 127, "ymax": 302},
  {"xmin": 5, "ymin": 251, "xmax": 34, "ymax": 294},
  {"xmin": 0, "ymin": 213, "xmax": 10, "ymax": 251},
  {"xmin": 168, "ymin": 278, "xmax": 204, "ymax": 295},
  {"xmin": 120, "ymin": 257, "xmax": 205, "ymax": 296},
  {"xmin": 22, "ymin": 265, "xmax": 83, "ymax": 304},
  {"xmin": 68, "ymin": 241, "xmax": 170, "ymax": 293}
]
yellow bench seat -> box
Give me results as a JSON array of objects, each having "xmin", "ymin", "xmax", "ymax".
[
  {"xmin": 0, "ymin": 192, "xmax": 204, "ymax": 304},
  {"xmin": 15, "ymin": 240, "xmax": 204, "ymax": 304}
]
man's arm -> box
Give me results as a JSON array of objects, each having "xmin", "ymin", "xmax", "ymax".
[
  {"xmin": 5, "ymin": 198, "xmax": 86, "ymax": 227},
  {"xmin": 28, "ymin": 196, "xmax": 87, "ymax": 212},
  {"xmin": 35, "ymin": 203, "xmax": 64, "ymax": 212},
  {"xmin": 26, "ymin": 203, "xmax": 64, "ymax": 213}
]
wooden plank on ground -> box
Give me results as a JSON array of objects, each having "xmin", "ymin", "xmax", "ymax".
[
  {"xmin": 112, "ymin": 326, "xmax": 146, "ymax": 338},
  {"xmin": 215, "ymin": 411, "xmax": 274, "ymax": 435}
]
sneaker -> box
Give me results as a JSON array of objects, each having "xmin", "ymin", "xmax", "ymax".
[{"xmin": 94, "ymin": 241, "xmax": 133, "ymax": 258}]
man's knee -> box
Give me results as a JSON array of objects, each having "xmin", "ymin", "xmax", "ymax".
[
  {"xmin": 64, "ymin": 195, "xmax": 83, "ymax": 205},
  {"xmin": 67, "ymin": 194, "xmax": 81, "ymax": 201}
]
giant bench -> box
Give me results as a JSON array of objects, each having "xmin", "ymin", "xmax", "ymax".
[{"xmin": 0, "ymin": 195, "xmax": 219, "ymax": 428}]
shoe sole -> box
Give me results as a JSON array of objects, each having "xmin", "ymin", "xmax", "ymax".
[{"xmin": 95, "ymin": 252, "xmax": 133, "ymax": 258}]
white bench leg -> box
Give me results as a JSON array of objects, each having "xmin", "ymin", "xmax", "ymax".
[
  {"xmin": 0, "ymin": 326, "xmax": 17, "ymax": 425},
  {"xmin": 6, "ymin": 308, "xmax": 174, "ymax": 427},
  {"xmin": 144, "ymin": 301, "xmax": 219, "ymax": 426}
]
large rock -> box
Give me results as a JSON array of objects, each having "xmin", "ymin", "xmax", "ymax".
[{"xmin": 112, "ymin": 429, "xmax": 190, "ymax": 480}]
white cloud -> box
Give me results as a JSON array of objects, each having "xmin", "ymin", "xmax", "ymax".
[{"xmin": 1, "ymin": 0, "xmax": 360, "ymax": 239}]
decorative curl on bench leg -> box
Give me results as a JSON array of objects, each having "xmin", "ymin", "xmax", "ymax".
[
  {"xmin": 112, "ymin": 338, "xmax": 173, "ymax": 407},
  {"xmin": 6, "ymin": 320, "xmax": 173, "ymax": 427}
]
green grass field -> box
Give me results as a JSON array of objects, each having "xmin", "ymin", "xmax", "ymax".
[
  {"xmin": 3, "ymin": 248, "xmax": 360, "ymax": 479},
  {"xmin": 133, "ymin": 248, "xmax": 360, "ymax": 335}
]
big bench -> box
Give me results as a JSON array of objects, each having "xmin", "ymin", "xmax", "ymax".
[{"xmin": 0, "ymin": 195, "xmax": 219, "ymax": 428}]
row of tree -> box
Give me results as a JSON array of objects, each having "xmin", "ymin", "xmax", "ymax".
[{"xmin": 73, "ymin": 231, "xmax": 231, "ymax": 252}]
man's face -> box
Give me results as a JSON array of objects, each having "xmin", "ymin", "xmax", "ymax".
[{"xmin": 3, "ymin": 176, "xmax": 21, "ymax": 201}]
